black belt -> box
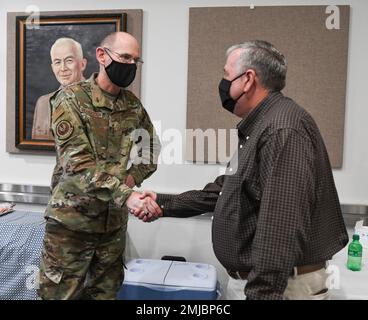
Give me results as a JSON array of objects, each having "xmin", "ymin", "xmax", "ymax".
[{"xmin": 227, "ymin": 262, "xmax": 327, "ymax": 280}]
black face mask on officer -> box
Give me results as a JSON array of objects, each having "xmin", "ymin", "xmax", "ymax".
[
  {"xmin": 104, "ymin": 49, "xmax": 137, "ymax": 88},
  {"xmin": 218, "ymin": 71, "xmax": 248, "ymax": 113}
]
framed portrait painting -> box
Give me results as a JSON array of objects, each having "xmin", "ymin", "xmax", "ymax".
[
  {"xmin": 16, "ymin": 12, "xmax": 125, "ymax": 150},
  {"xmin": 6, "ymin": 9, "xmax": 143, "ymax": 154}
]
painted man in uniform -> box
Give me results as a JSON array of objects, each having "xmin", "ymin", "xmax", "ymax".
[{"xmin": 32, "ymin": 37, "xmax": 87, "ymax": 140}]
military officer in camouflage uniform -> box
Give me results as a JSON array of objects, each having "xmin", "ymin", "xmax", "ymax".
[{"xmin": 38, "ymin": 32, "xmax": 162, "ymax": 300}]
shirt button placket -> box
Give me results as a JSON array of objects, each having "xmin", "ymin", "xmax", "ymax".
[{"xmin": 240, "ymin": 136, "xmax": 249, "ymax": 149}]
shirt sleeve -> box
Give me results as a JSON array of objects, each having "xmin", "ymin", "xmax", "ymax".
[
  {"xmin": 156, "ymin": 175, "xmax": 224, "ymax": 217},
  {"xmin": 127, "ymin": 106, "xmax": 161, "ymax": 187},
  {"xmin": 244, "ymin": 128, "xmax": 315, "ymax": 300},
  {"xmin": 51, "ymin": 91, "xmax": 133, "ymax": 207},
  {"xmin": 50, "ymin": 158, "xmax": 62, "ymax": 193}
]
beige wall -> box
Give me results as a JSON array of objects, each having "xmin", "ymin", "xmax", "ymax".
[{"xmin": 0, "ymin": 0, "xmax": 367, "ymax": 203}]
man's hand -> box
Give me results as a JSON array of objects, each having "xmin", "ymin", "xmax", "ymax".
[
  {"xmin": 125, "ymin": 175, "xmax": 136, "ymax": 188},
  {"xmin": 126, "ymin": 191, "xmax": 162, "ymax": 222},
  {"xmin": 138, "ymin": 191, "xmax": 160, "ymax": 222},
  {"xmin": 140, "ymin": 190, "xmax": 157, "ymax": 201}
]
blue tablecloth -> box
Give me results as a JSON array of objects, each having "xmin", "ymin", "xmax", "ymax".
[{"xmin": 0, "ymin": 210, "xmax": 45, "ymax": 300}]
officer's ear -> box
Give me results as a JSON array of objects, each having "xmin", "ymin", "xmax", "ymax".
[{"xmin": 96, "ymin": 47, "xmax": 106, "ymax": 65}]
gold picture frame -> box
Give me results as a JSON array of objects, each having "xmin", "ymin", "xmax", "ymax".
[{"xmin": 15, "ymin": 12, "xmax": 127, "ymax": 151}]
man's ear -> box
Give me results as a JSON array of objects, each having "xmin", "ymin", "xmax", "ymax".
[
  {"xmin": 243, "ymin": 69, "xmax": 256, "ymax": 93},
  {"xmin": 96, "ymin": 47, "xmax": 106, "ymax": 65},
  {"xmin": 81, "ymin": 58, "xmax": 87, "ymax": 72},
  {"xmin": 51, "ymin": 63, "xmax": 56, "ymax": 75}
]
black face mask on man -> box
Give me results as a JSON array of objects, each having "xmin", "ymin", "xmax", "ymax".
[
  {"xmin": 104, "ymin": 49, "xmax": 137, "ymax": 88},
  {"xmin": 218, "ymin": 71, "xmax": 247, "ymax": 113}
]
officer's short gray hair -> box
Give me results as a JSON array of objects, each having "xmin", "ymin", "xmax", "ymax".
[
  {"xmin": 50, "ymin": 37, "xmax": 84, "ymax": 61},
  {"xmin": 227, "ymin": 40, "xmax": 287, "ymax": 92}
]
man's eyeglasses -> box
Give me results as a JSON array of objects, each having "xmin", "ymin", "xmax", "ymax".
[{"xmin": 104, "ymin": 47, "xmax": 143, "ymax": 64}]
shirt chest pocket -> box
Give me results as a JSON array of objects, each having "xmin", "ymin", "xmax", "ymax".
[
  {"xmin": 237, "ymin": 155, "xmax": 262, "ymax": 202},
  {"xmin": 242, "ymin": 178, "xmax": 262, "ymax": 201}
]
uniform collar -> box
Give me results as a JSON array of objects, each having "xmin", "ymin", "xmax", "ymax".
[{"xmin": 88, "ymin": 73, "xmax": 125, "ymax": 110}]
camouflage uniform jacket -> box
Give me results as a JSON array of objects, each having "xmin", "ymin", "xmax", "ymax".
[{"xmin": 46, "ymin": 73, "xmax": 161, "ymax": 233}]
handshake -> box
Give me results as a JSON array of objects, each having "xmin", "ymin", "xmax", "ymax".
[{"xmin": 126, "ymin": 191, "xmax": 162, "ymax": 223}]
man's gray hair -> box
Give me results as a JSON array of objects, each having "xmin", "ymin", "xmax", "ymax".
[
  {"xmin": 227, "ymin": 40, "xmax": 287, "ymax": 91},
  {"xmin": 50, "ymin": 37, "xmax": 84, "ymax": 60}
]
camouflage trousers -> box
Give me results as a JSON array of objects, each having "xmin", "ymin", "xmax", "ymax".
[{"xmin": 37, "ymin": 218, "xmax": 127, "ymax": 300}]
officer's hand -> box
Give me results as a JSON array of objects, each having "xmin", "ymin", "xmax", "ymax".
[
  {"xmin": 127, "ymin": 192, "xmax": 162, "ymax": 222},
  {"xmin": 126, "ymin": 192, "xmax": 146, "ymax": 216},
  {"xmin": 139, "ymin": 191, "xmax": 161, "ymax": 222},
  {"xmin": 139, "ymin": 190, "xmax": 157, "ymax": 201},
  {"xmin": 125, "ymin": 175, "xmax": 136, "ymax": 188}
]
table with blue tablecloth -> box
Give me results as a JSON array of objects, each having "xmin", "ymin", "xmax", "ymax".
[{"xmin": 0, "ymin": 210, "xmax": 45, "ymax": 300}]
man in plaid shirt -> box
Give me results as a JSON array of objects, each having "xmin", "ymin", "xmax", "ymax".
[{"xmin": 134, "ymin": 40, "xmax": 348, "ymax": 300}]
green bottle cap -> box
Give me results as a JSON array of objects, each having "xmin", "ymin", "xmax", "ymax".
[{"xmin": 353, "ymin": 234, "xmax": 360, "ymax": 241}]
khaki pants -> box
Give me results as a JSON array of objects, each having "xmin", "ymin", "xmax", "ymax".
[{"xmin": 226, "ymin": 268, "xmax": 330, "ymax": 300}]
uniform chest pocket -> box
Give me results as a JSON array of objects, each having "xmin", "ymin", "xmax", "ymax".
[
  {"xmin": 117, "ymin": 112, "xmax": 140, "ymax": 157},
  {"xmin": 120, "ymin": 127, "xmax": 135, "ymax": 159},
  {"xmin": 81, "ymin": 108, "xmax": 109, "ymax": 160},
  {"xmin": 107, "ymin": 112, "xmax": 135, "ymax": 159}
]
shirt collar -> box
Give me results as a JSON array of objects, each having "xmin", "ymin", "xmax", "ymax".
[{"xmin": 237, "ymin": 91, "xmax": 283, "ymax": 137}]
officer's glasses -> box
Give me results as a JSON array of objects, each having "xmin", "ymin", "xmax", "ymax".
[{"xmin": 104, "ymin": 47, "xmax": 143, "ymax": 64}]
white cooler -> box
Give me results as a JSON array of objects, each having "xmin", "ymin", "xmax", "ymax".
[{"xmin": 118, "ymin": 258, "xmax": 218, "ymax": 300}]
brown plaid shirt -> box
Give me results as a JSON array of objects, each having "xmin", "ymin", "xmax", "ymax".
[{"xmin": 157, "ymin": 92, "xmax": 348, "ymax": 300}]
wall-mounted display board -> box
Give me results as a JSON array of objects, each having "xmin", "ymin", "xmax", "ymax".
[{"xmin": 186, "ymin": 5, "xmax": 350, "ymax": 168}]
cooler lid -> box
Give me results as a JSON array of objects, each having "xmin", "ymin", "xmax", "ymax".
[
  {"xmin": 164, "ymin": 261, "xmax": 217, "ymax": 290},
  {"xmin": 124, "ymin": 259, "xmax": 172, "ymax": 285}
]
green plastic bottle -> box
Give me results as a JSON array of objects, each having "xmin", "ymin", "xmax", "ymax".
[{"xmin": 347, "ymin": 234, "xmax": 363, "ymax": 271}]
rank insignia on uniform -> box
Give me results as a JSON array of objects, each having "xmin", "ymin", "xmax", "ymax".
[
  {"xmin": 52, "ymin": 106, "xmax": 65, "ymax": 122},
  {"xmin": 56, "ymin": 120, "xmax": 74, "ymax": 140}
]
